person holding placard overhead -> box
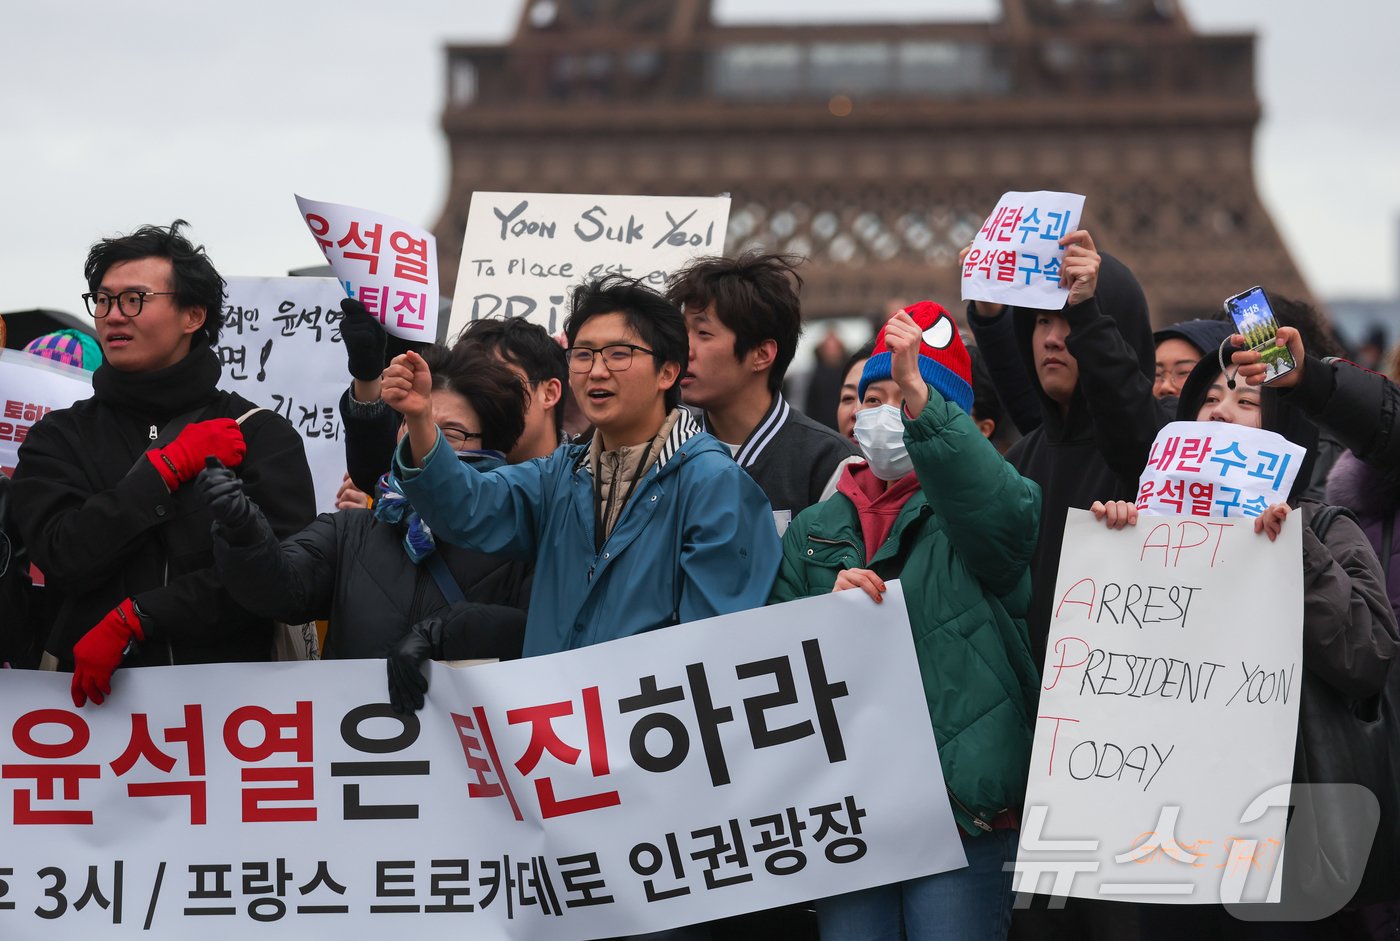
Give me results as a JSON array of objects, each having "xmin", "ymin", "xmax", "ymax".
[
  {"xmin": 770, "ymin": 302, "xmax": 1042, "ymax": 941},
  {"xmin": 1092, "ymin": 334, "xmax": 1397, "ymax": 937},
  {"xmin": 965, "ymin": 232, "xmax": 1168, "ymax": 668}
]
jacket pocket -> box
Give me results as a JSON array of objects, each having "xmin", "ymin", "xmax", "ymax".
[{"xmin": 802, "ymin": 536, "xmax": 861, "ymax": 572}]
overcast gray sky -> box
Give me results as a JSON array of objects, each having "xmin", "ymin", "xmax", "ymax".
[{"xmin": 3, "ymin": 0, "xmax": 1396, "ymax": 316}]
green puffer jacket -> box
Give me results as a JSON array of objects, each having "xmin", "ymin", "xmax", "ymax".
[{"xmin": 768, "ymin": 391, "xmax": 1042, "ymax": 836}]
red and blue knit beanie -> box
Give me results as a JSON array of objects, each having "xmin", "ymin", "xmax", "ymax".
[{"xmin": 859, "ymin": 301, "xmax": 973, "ymax": 415}]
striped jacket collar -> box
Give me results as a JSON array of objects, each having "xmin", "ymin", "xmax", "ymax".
[
  {"xmin": 699, "ymin": 392, "xmax": 789, "ymax": 469},
  {"xmin": 572, "ymin": 407, "xmax": 703, "ymax": 475}
]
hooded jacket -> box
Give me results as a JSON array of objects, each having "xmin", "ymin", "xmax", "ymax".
[
  {"xmin": 395, "ymin": 409, "xmax": 781, "ymax": 657},
  {"xmin": 970, "ymin": 253, "xmax": 1169, "ymax": 663},
  {"xmin": 1280, "ymin": 355, "xmax": 1400, "ymax": 484},
  {"xmin": 1177, "ymin": 355, "xmax": 1398, "ymax": 699},
  {"xmin": 1326, "ymin": 451, "xmax": 1400, "ymax": 626},
  {"xmin": 768, "ymin": 390, "xmax": 1042, "ymax": 836},
  {"xmin": 1152, "ymin": 318, "xmax": 1236, "ymax": 359}
]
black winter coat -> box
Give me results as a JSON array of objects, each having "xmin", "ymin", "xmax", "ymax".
[
  {"xmin": 12, "ymin": 350, "xmax": 316, "ymax": 668},
  {"xmin": 212, "ymin": 508, "xmax": 531, "ymax": 661},
  {"xmin": 969, "ymin": 253, "xmax": 1171, "ymax": 664}
]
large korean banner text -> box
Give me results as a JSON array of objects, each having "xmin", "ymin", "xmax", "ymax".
[
  {"xmin": 0, "ymin": 350, "xmax": 92, "ymax": 476},
  {"xmin": 218, "ymin": 277, "xmax": 354, "ymax": 513},
  {"xmin": 295, "ymin": 196, "xmax": 440, "ymax": 342},
  {"xmin": 0, "ymin": 583, "xmax": 966, "ymax": 939},
  {"xmin": 1017, "ymin": 509, "xmax": 1302, "ymax": 904},
  {"xmin": 961, "ymin": 191, "xmax": 1086, "ymax": 311},
  {"xmin": 449, "ymin": 192, "xmax": 732, "ymax": 342}
]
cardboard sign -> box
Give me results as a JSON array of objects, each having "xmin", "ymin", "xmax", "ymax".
[
  {"xmin": 961, "ymin": 191, "xmax": 1086, "ymax": 310},
  {"xmin": 0, "ymin": 350, "xmax": 93, "ymax": 475},
  {"xmin": 1017, "ymin": 509, "xmax": 1302, "ymax": 904},
  {"xmin": 1137, "ymin": 421, "xmax": 1306, "ymax": 519},
  {"xmin": 295, "ymin": 196, "xmax": 440, "ymax": 341},
  {"xmin": 219, "ymin": 277, "xmax": 358, "ymax": 513},
  {"xmin": 448, "ymin": 192, "xmax": 732, "ymax": 342},
  {"xmin": 0, "ymin": 584, "xmax": 965, "ymax": 938}
]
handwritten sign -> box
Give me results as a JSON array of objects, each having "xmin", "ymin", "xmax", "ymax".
[
  {"xmin": 219, "ymin": 277, "xmax": 355, "ymax": 513},
  {"xmin": 1137, "ymin": 421, "xmax": 1305, "ymax": 519},
  {"xmin": 448, "ymin": 192, "xmax": 732, "ymax": 342},
  {"xmin": 1017, "ymin": 509, "xmax": 1302, "ymax": 904},
  {"xmin": 0, "ymin": 350, "xmax": 92, "ymax": 476},
  {"xmin": 0, "ymin": 584, "xmax": 964, "ymax": 939},
  {"xmin": 294, "ymin": 196, "xmax": 440, "ymax": 341},
  {"xmin": 961, "ymin": 191, "xmax": 1086, "ymax": 311}
]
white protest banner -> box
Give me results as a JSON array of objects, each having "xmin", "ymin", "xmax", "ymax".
[
  {"xmin": 961, "ymin": 191, "xmax": 1086, "ymax": 311},
  {"xmin": 1017, "ymin": 509, "xmax": 1302, "ymax": 904},
  {"xmin": 294, "ymin": 196, "xmax": 440, "ymax": 341},
  {"xmin": 0, "ymin": 583, "xmax": 965, "ymax": 939},
  {"xmin": 0, "ymin": 349, "xmax": 92, "ymax": 475},
  {"xmin": 218, "ymin": 277, "xmax": 353, "ymax": 513},
  {"xmin": 1137, "ymin": 421, "xmax": 1306, "ymax": 519},
  {"xmin": 448, "ymin": 192, "xmax": 732, "ymax": 342}
]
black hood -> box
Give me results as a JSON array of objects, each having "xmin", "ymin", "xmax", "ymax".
[
  {"xmin": 1154, "ymin": 318, "xmax": 1236, "ymax": 358},
  {"xmin": 1176, "ymin": 351, "xmax": 1319, "ymax": 504},
  {"xmin": 1012, "ymin": 251, "xmax": 1155, "ymax": 439}
]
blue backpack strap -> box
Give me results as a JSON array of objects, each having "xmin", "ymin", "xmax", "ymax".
[{"xmin": 424, "ymin": 551, "xmax": 466, "ymax": 606}]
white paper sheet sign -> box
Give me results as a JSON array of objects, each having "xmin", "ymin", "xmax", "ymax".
[
  {"xmin": 1137, "ymin": 421, "xmax": 1306, "ymax": 519},
  {"xmin": 448, "ymin": 192, "xmax": 732, "ymax": 342},
  {"xmin": 0, "ymin": 350, "xmax": 93, "ymax": 475},
  {"xmin": 294, "ymin": 195, "xmax": 440, "ymax": 341},
  {"xmin": 218, "ymin": 277, "xmax": 356, "ymax": 513},
  {"xmin": 961, "ymin": 191, "xmax": 1086, "ymax": 311},
  {"xmin": 1017, "ymin": 509, "xmax": 1302, "ymax": 905},
  {"xmin": 0, "ymin": 583, "xmax": 966, "ymax": 939}
]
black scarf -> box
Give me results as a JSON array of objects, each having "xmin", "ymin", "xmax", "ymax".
[{"xmin": 91, "ymin": 345, "xmax": 222, "ymax": 423}]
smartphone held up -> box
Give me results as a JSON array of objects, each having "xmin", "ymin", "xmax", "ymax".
[{"xmin": 1224, "ymin": 286, "xmax": 1297, "ymax": 385}]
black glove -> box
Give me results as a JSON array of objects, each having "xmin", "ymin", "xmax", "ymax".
[
  {"xmin": 340, "ymin": 298, "xmax": 388, "ymax": 382},
  {"xmin": 387, "ymin": 617, "xmax": 443, "ymax": 714},
  {"xmin": 196, "ymin": 458, "xmax": 262, "ymax": 545}
]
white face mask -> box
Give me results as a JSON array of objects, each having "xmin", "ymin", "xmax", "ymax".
[{"xmin": 853, "ymin": 404, "xmax": 912, "ymax": 480}]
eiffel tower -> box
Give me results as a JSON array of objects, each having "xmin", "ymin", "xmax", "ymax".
[{"xmin": 434, "ymin": 0, "xmax": 1310, "ymax": 325}]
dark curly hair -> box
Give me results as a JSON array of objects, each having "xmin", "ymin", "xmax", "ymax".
[{"xmin": 84, "ymin": 220, "xmax": 226, "ymax": 347}]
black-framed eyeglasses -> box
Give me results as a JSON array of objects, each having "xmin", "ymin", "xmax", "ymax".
[
  {"xmin": 442, "ymin": 428, "xmax": 483, "ymax": 447},
  {"xmin": 564, "ymin": 343, "xmax": 655, "ymax": 374},
  {"xmin": 82, "ymin": 290, "xmax": 179, "ymax": 319}
]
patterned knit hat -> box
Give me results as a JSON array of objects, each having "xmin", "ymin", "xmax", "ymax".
[
  {"xmin": 859, "ymin": 301, "xmax": 973, "ymax": 415},
  {"xmin": 24, "ymin": 330, "xmax": 102, "ymax": 372}
]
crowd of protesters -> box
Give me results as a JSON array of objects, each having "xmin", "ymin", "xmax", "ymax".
[{"xmin": 2, "ymin": 218, "xmax": 1399, "ymax": 941}]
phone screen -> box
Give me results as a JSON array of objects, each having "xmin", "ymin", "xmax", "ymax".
[{"xmin": 1225, "ymin": 286, "xmax": 1297, "ymax": 384}]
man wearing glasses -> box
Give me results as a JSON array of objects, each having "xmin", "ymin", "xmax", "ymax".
[
  {"xmin": 382, "ymin": 275, "xmax": 780, "ymax": 659},
  {"xmin": 11, "ymin": 221, "xmax": 314, "ymax": 706}
]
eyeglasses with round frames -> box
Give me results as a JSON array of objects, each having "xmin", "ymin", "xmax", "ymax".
[
  {"xmin": 82, "ymin": 290, "xmax": 179, "ymax": 319},
  {"xmin": 564, "ymin": 343, "xmax": 655, "ymax": 373}
]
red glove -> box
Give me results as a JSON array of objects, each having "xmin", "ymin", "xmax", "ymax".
[
  {"xmin": 71, "ymin": 599, "xmax": 145, "ymax": 707},
  {"xmin": 147, "ymin": 418, "xmax": 246, "ymax": 490}
]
